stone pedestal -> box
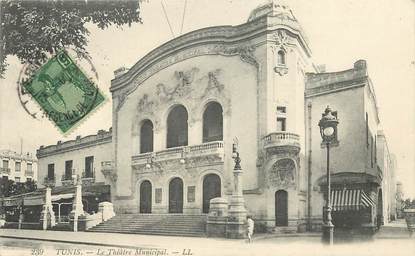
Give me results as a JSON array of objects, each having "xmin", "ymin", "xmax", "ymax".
[
  {"xmin": 40, "ymin": 187, "xmax": 56, "ymax": 230},
  {"xmin": 70, "ymin": 180, "xmax": 85, "ymax": 232},
  {"xmin": 207, "ymin": 197, "xmax": 228, "ymax": 237},
  {"xmin": 69, "ymin": 214, "xmax": 87, "ymax": 231},
  {"xmin": 225, "ymin": 151, "xmax": 248, "ymax": 239},
  {"xmin": 39, "ymin": 206, "xmax": 49, "ymax": 230},
  {"xmin": 226, "ymin": 195, "xmax": 247, "ymax": 239},
  {"xmin": 98, "ymin": 201, "xmax": 115, "ymax": 221}
]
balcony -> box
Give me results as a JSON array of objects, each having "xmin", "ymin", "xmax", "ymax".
[
  {"xmin": 43, "ymin": 176, "xmax": 56, "ymax": 187},
  {"xmin": 131, "ymin": 141, "xmax": 225, "ymax": 172},
  {"xmin": 25, "ymin": 170, "xmax": 34, "ymax": 177},
  {"xmin": 263, "ymin": 132, "xmax": 300, "ymax": 154},
  {"xmin": 0, "ymin": 167, "xmax": 10, "ymax": 175},
  {"xmin": 81, "ymin": 170, "xmax": 96, "ymax": 185},
  {"xmin": 61, "ymin": 174, "xmax": 75, "ymax": 186}
]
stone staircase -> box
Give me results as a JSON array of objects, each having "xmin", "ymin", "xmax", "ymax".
[{"xmin": 87, "ymin": 214, "xmax": 207, "ymax": 237}]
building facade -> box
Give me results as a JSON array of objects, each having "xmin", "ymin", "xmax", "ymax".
[
  {"xmin": 305, "ymin": 60, "xmax": 396, "ymax": 231},
  {"xmin": 37, "ymin": 129, "xmax": 112, "ymax": 188},
  {"xmin": 0, "ymin": 149, "xmax": 37, "ymax": 183},
  {"xmin": 109, "ymin": 0, "xmax": 311, "ymax": 232},
  {"xmin": 33, "ymin": 0, "xmax": 398, "ymax": 234},
  {"xmin": 376, "ymin": 131, "xmax": 397, "ymax": 223}
]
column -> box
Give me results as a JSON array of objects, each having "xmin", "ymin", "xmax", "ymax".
[{"xmin": 226, "ymin": 150, "xmax": 247, "ymax": 239}]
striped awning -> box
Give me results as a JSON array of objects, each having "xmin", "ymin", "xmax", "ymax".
[{"xmin": 330, "ymin": 189, "xmax": 375, "ymax": 211}]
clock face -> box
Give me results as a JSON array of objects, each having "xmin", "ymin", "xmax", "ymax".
[{"xmin": 323, "ymin": 127, "xmax": 335, "ymax": 137}]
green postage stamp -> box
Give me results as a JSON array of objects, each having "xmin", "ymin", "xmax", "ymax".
[{"xmin": 24, "ymin": 50, "xmax": 105, "ymax": 133}]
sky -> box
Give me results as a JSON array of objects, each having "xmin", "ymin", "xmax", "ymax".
[{"xmin": 0, "ymin": 0, "xmax": 414, "ymax": 197}]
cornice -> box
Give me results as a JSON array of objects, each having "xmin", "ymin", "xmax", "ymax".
[
  {"xmin": 305, "ymin": 77, "xmax": 367, "ymax": 98},
  {"xmin": 110, "ymin": 15, "xmax": 311, "ymax": 94},
  {"xmin": 37, "ymin": 134, "xmax": 112, "ymax": 159}
]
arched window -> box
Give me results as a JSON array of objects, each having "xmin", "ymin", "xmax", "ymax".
[
  {"xmin": 203, "ymin": 102, "xmax": 223, "ymax": 142},
  {"xmin": 277, "ymin": 50, "xmax": 286, "ymax": 65},
  {"xmin": 167, "ymin": 105, "xmax": 188, "ymax": 148},
  {"xmin": 140, "ymin": 120, "xmax": 153, "ymax": 153}
]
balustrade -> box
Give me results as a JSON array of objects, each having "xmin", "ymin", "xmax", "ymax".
[
  {"xmin": 131, "ymin": 141, "xmax": 225, "ymax": 166},
  {"xmin": 263, "ymin": 132, "xmax": 300, "ymax": 151},
  {"xmin": 43, "ymin": 175, "xmax": 56, "ymax": 187},
  {"xmin": 0, "ymin": 167, "xmax": 10, "ymax": 175}
]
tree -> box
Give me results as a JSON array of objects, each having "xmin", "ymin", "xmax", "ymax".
[
  {"xmin": 0, "ymin": 178, "xmax": 37, "ymax": 197},
  {"xmin": 403, "ymin": 198, "xmax": 415, "ymax": 209},
  {"xmin": 0, "ymin": 0, "xmax": 142, "ymax": 77}
]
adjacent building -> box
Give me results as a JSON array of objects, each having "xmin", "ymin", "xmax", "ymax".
[
  {"xmin": 37, "ymin": 129, "xmax": 112, "ymax": 188},
  {"xmin": 305, "ymin": 60, "xmax": 393, "ymax": 231},
  {"xmin": 35, "ymin": 129, "xmax": 112, "ymax": 216},
  {"xmin": 376, "ymin": 131, "xmax": 397, "ymax": 222},
  {"xmin": 0, "ymin": 149, "xmax": 37, "ymax": 183}
]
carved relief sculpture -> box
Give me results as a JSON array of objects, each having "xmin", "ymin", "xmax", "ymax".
[
  {"xmin": 269, "ymin": 158, "xmax": 296, "ymax": 187},
  {"xmin": 156, "ymin": 67, "xmax": 199, "ymax": 102},
  {"xmin": 115, "ymin": 43, "xmax": 258, "ymax": 111}
]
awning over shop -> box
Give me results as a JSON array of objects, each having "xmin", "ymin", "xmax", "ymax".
[
  {"xmin": 1, "ymin": 183, "xmax": 110, "ymax": 206},
  {"xmin": 24, "ymin": 195, "xmax": 45, "ymax": 206},
  {"xmin": 51, "ymin": 193, "xmax": 74, "ymax": 201},
  {"xmin": 330, "ymin": 189, "xmax": 375, "ymax": 211},
  {"xmin": 2, "ymin": 196, "xmax": 23, "ymax": 207}
]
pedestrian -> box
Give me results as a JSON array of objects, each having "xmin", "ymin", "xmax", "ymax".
[{"xmin": 247, "ymin": 215, "xmax": 254, "ymax": 243}]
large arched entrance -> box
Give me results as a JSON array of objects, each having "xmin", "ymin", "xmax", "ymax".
[
  {"xmin": 275, "ymin": 190, "xmax": 288, "ymax": 226},
  {"xmin": 139, "ymin": 180, "xmax": 152, "ymax": 213},
  {"xmin": 169, "ymin": 177, "xmax": 183, "ymax": 213},
  {"xmin": 167, "ymin": 105, "xmax": 188, "ymax": 148},
  {"xmin": 202, "ymin": 102, "xmax": 223, "ymax": 143},
  {"xmin": 202, "ymin": 174, "xmax": 221, "ymax": 213}
]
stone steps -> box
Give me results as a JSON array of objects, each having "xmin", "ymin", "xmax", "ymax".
[{"xmin": 87, "ymin": 214, "xmax": 207, "ymax": 237}]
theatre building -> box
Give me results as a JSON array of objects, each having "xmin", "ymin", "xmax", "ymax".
[
  {"xmin": 105, "ymin": 0, "xmax": 396, "ymax": 234},
  {"xmin": 4, "ymin": 1, "xmax": 396, "ymax": 236},
  {"xmin": 108, "ymin": 0, "xmax": 312, "ymax": 232}
]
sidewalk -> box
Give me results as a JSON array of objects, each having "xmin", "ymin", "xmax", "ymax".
[
  {"xmin": 0, "ymin": 229, "xmax": 323, "ymax": 256},
  {"xmin": 0, "ymin": 228, "xmax": 240, "ymax": 249},
  {"xmin": 375, "ymin": 219, "xmax": 413, "ymax": 239},
  {"xmin": 1, "ymin": 228, "xmax": 414, "ymax": 256}
]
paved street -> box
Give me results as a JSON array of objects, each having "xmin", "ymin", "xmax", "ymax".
[
  {"xmin": 0, "ymin": 237, "xmax": 116, "ymax": 256},
  {"xmin": 1, "ymin": 224, "xmax": 414, "ymax": 256}
]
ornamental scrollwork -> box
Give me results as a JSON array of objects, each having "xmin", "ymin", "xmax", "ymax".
[
  {"xmin": 215, "ymin": 45, "xmax": 258, "ymax": 68},
  {"xmin": 272, "ymin": 29, "xmax": 290, "ymax": 51}
]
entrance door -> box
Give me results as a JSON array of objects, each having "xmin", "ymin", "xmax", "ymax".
[
  {"xmin": 140, "ymin": 180, "xmax": 152, "ymax": 213},
  {"xmin": 169, "ymin": 178, "xmax": 183, "ymax": 213},
  {"xmin": 275, "ymin": 190, "xmax": 288, "ymax": 226},
  {"xmin": 203, "ymin": 174, "xmax": 221, "ymax": 213}
]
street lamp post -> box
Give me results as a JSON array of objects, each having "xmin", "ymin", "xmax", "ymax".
[
  {"xmin": 232, "ymin": 139, "xmax": 242, "ymax": 195},
  {"xmin": 318, "ymin": 106, "xmax": 339, "ymax": 245},
  {"xmin": 226, "ymin": 137, "xmax": 247, "ymax": 239}
]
